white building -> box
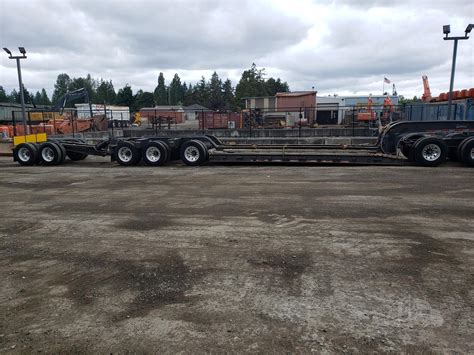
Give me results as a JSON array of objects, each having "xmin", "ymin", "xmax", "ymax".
[{"xmin": 75, "ymin": 104, "xmax": 130, "ymax": 122}]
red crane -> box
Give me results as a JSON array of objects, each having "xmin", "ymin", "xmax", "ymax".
[{"xmin": 422, "ymin": 75, "xmax": 433, "ymax": 102}]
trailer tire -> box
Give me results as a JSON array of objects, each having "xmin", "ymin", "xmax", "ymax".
[
  {"xmin": 459, "ymin": 138, "xmax": 474, "ymax": 167},
  {"xmin": 114, "ymin": 141, "xmax": 141, "ymax": 166},
  {"xmin": 457, "ymin": 138, "xmax": 471, "ymax": 162},
  {"xmin": 67, "ymin": 151, "xmax": 88, "ymax": 161},
  {"xmin": 39, "ymin": 142, "xmax": 64, "ymax": 165},
  {"xmin": 196, "ymin": 140, "xmax": 209, "ymax": 161},
  {"xmin": 142, "ymin": 141, "xmax": 169, "ymax": 166},
  {"xmin": 14, "ymin": 143, "xmax": 39, "ymax": 166},
  {"xmin": 180, "ymin": 140, "xmax": 208, "ymax": 166},
  {"xmin": 413, "ymin": 137, "xmax": 447, "ymax": 167},
  {"xmin": 57, "ymin": 143, "xmax": 67, "ymax": 164}
]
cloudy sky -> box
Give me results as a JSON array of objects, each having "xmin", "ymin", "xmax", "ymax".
[{"xmin": 1, "ymin": 0, "xmax": 473, "ymax": 99}]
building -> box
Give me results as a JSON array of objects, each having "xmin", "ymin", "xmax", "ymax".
[
  {"xmin": 183, "ymin": 104, "xmax": 211, "ymax": 121},
  {"xmin": 242, "ymin": 91, "xmax": 317, "ymax": 125},
  {"xmin": 140, "ymin": 105, "xmax": 186, "ymax": 124},
  {"xmin": 75, "ymin": 103, "xmax": 130, "ymax": 122},
  {"xmin": 316, "ymin": 95, "xmax": 400, "ymax": 124}
]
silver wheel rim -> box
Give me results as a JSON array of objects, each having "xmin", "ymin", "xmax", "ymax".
[
  {"xmin": 118, "ymin": 146, "xmax": 133, "ymax": 163},
  {"xmin": 471, "ymin": 148, "xmax": 474, "ymax": 160},
  {"xmin": 422, "ymin": 144, "xmax": 441, "ymax": 162},
  {"xmin": 41, "ymin": 147, "xmax": 55, "ymax": 162},
  {"xmin": 146, "ymin": 146, "xmax": 161, "ymax": 162},
  {"xmin": 184, "ymin": 146, "xmax": 200, "ymax": 162},
  {"xmin": 18, "ymin": 147, "xmax": 31, "ymax": 162}
]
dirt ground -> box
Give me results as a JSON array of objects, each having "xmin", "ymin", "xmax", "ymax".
[{"xmin": 0, "ymin": 156, "xmax": 473, "ymax": 353}]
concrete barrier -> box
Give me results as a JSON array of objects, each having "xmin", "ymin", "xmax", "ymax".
[{"xmin": 0, "ymin": 142, "xmax": 13, "ymax": 156}]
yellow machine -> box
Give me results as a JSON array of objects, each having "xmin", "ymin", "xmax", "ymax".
[{"xmin": 133, "ymin": 112, "xmax": 142, "ymax": 125}]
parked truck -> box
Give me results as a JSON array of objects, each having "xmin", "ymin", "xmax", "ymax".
[{"xmin": 11, "ymin": 120, "xmax": 474, "ymax": 168}]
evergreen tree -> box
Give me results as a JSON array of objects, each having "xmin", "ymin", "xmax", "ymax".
[
  {"xmin": 222, "ymin": 79, "xmax": 235, "ymax": 111},
  {"xmin": 235, "ymin": 64, "xmax": 290, "ymax": 108},
  {"xmin": 195, "ymin": 76, "xmax": 210, "ymax": 107},
  {"xmin": 265, "ymin": 77, "xmax": 289, "ymax": 96},
  {"xmin": 154, "ymin": 72, "xmax": 168, "ymax": 105},
  {"xmin": 96, "ymin": 79, "xmax": 116, "ymax": 104},
  {"xmin": 0, "ymin": 86, "xmax": 8, "ymax": 102},
  {"xmin": 235, "ymin": 63, "xmax": 267, "ymax": 105},
  {"xmin": 52, "ymin": 73, "xmax": 71, "ymax": 103},
  {"xmin": 34, "ymin": 91, "xmax": 42, "ymax": 105},
  {"xmin": 169, "ymin": 73, "xmax": 184, "ymax": 105},
  {"xmin": 115, "ymin": 84, "xmax": 134, "ymax": 108},
  {"xmin": 8, "ymin": 89, "xmax": 19, "ymax": 103},
  {"xmin": 183, "ymin": 83, "xmax": 196, "ymax": 106},
  {"xmin": 208, "ymin": 72, "xmax": 224, "ymax": 111},
  {"xmin": 40, "ymin": 88, "xmax": 51, "ymax": 105},
  {"xmin": 133, "ymin": 90, "xmax": 155, "ymax": 111}
]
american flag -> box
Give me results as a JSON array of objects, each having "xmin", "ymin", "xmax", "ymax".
[{"xmin": 384, "ymin": 77, "xmax": 391, "ymax": 84}]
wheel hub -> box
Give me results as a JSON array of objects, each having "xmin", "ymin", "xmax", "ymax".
[
  {"xmin": 41, "ymin": 147, "xmax": 55, "ymax": 162},
  {"xmin": 146, "ymin": 146, "xmax": 161, "ymax": 162},
  {"xmin": 18, "ymin": 147, "xmax": 31, "ymax": 162},
  {"xmin": 422, "ymin": 144, "xmax": 441, "ymax": 162},
  {"xmin": 184, "ymin": 146, "xmax": 200, "ymax": 162},
  {"xmin": 118, "ymin": 147, "xmax": 133, "ymax": 163},
  {"xmin": 471, "ymin": 147, "xmax": 474, "ymax": 160}
]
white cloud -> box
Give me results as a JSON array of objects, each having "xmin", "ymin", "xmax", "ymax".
[{"xmin": 0, "ymin": 0, "xmax": 473, "ymax": 99}]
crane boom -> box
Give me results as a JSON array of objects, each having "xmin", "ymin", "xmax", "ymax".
[{"xmin": 421, "ymin": 75, "xmax": 432, "ymax": 102}]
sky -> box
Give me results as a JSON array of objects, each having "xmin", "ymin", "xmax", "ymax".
[{"xmin": 0, "ymin": 0, "xmax": 473, "ymax": 99}]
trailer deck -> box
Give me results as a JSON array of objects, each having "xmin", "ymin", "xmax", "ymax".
[{"xmin": 209, "ymin": 147, "xmax": 407, "ymax": 165}]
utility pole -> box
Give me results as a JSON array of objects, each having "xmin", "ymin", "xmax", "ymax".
[
  {"xmin": 442, "ymin": 24, "xmax": 473, "ymax": 120},
  {"xmin": 3, "ymin": 47, "xmax": 28, "ymax": 134}
]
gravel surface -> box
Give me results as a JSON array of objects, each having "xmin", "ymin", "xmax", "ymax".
[{"xmin": 0, "ymin": 156, "xmax": 473, "ymax": 353}]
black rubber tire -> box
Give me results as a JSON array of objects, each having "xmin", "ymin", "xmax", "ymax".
[
  {"xmin": 39, "ymin": 142, "xmax": 63, "ymax": 166},
  {"xmin": 459, "ymin": 138, "xmax": 474, "ymax": 167},
  {"xmin": 195, "ymin": 140, "xmax": 210, "ymax": 161},
  {"xmin": 114, "ymin": 141, "xmax": 141, "ymax": 166},
  {"xmin": 180, "ymin": 140, "xmax": 208, "ymax": 166},
  {"xmin": 142, "ymin": 141, "xmax": 169, "ymax": 166},
  {"xmin": 67, "ymin": 151, "xmax": 88, "ymax": 161},
  {"xmin": 457, "ymin": 138, "xmax": 471, "ymax": 162},
  {"xmin": 14, "ymin": 143, "xmax": 39, "ymax": 166},
  {"xmin": 413, "ymin": 137, "xmax": 448, "ymax": 167},
  {"xmin": 57, "ymin": 143, "xmax": 67, "ymax": 164}
]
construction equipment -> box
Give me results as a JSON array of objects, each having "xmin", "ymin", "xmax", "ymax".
[
  {"xmin": 422, "ymin": 75, "xmax": 433, "ymax": 102},
  {"xmin": 24, "ymin": 88, "xmax": 107, "ymax": 135},
  {"xmin": 357, "ymin": 96, "xmax": 376, "ymax": 121}
]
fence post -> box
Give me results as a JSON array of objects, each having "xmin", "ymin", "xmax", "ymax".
[
  {"xmin": 72, "ymin": 112, "xmax": 75, "ymax": 138},
  {"xmin": 249, "ymin": 108, "xmax": 252, "ymax": 138},
  {"xmin": 352, "ymin": 106, "xmax": 355, "ymax": 136},
  {"xmin": 27, "ymin": 111, "xmax": 32, "ymax": 136},
  {"xmin": 201, "ymin": 109, "xmax": 204, "ymax": 133},
  {"xmin": 299, "ymin": 107, "xmax": 302, "ymax": 137},
  {"xmin": 12, "ymin": 111, "xmax": 17, "ymax": 136},
  {"xmin": 42, "ymin": 112, "xmax": 46, "ymax": 133}
]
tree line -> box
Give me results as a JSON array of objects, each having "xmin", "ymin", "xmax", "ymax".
[{"xmin": 0, "ymin": 64, "xmax": 290, "ymax": 112}]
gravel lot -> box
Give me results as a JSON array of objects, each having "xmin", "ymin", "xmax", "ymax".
[{"xmin": 0, "ymin": 156, "xmax": 473, "ymax": 353}]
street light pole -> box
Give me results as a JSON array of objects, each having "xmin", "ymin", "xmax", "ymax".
[
  {"xmin": 443, "ymin": 24, "xmax": 473, "ymax": 120},
  {"xmin": 3, "ymin": 47, "xmax": 28, "ymax": 134}
]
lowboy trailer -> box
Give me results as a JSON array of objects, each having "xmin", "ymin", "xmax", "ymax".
[{"xmin": 12, "ymin": 121, "xmax": 474, "ymax": 167}]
